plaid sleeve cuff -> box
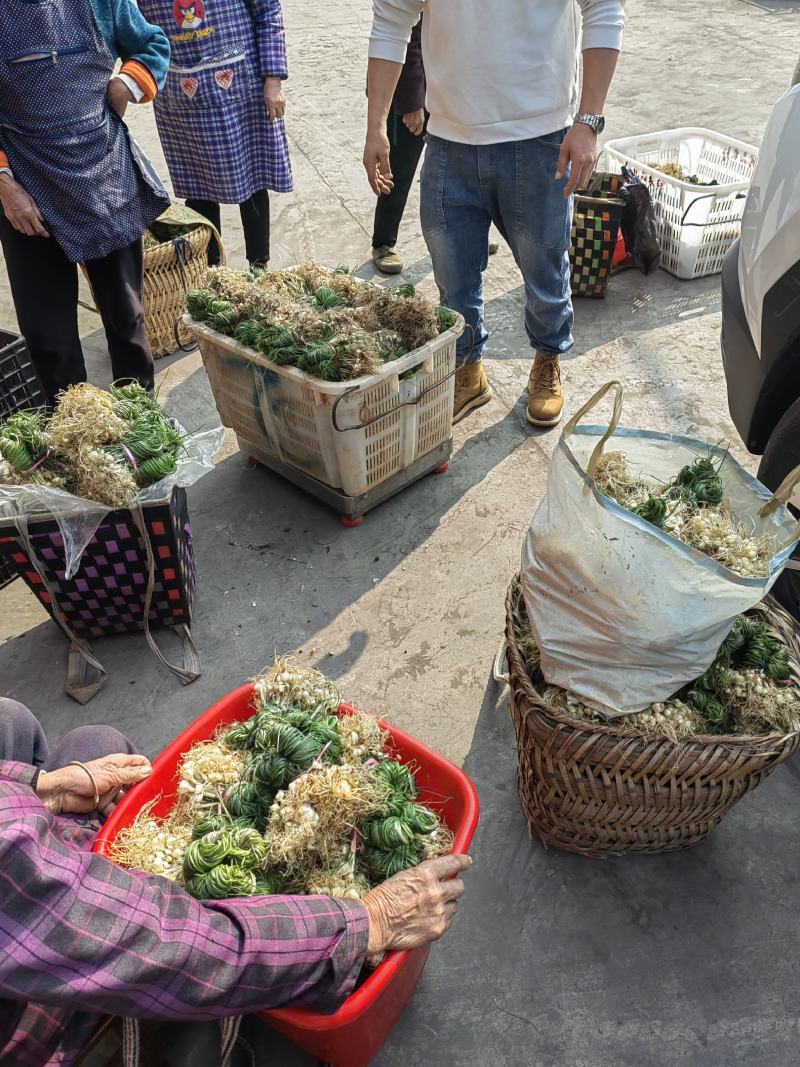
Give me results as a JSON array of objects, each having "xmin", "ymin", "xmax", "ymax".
[{"xmin": 0, "ymin": 760, "xmax": 39, "ymax": 788}]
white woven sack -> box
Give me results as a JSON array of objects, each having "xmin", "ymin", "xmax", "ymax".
[{"xmin": 521, "ymin": 382, "xmax": 800, "ymax": 716}]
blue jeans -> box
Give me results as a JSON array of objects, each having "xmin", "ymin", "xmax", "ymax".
[{"xmin": 420, "ymin": 132, "xmax": 574, "ymax": 364}]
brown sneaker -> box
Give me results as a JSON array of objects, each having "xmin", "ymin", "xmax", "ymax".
[
  {"xmin": 372, "ymin": 245, "xmax": 404, "ymax": 274},
  {"xmin": 453, "ymin": 360, "xmax": 493, "ymax": 424},
  {"xmin": 527, "ymin": 354, "xmax": 564, "ymax": 427}
]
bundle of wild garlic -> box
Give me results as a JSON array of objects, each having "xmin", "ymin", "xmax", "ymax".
[
  {"xmin": 110, "ymin": 661, "xmax": 454, "ymax": 901},
  {"xmin": 186, "ymin": 262, "xmax": 458, "ymax": 383},
  {"xmin": 593, "ymin": 451, "xmax": 779, "ymax": 579}
]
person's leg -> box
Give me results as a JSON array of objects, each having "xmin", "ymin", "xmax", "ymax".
[
  {"xmin": 372, "ymin": 113, "xmax": 426, "ymax": 273},
  {"xmin": 0, "ymin": 209, "xmax": 86, "ymax": 405},
  {"xmin": 239, "ymin": 190, "xmax": 270, "ymax": 268},
  {"xmin": 0, "ymin": 699, "xmax": 50, "ymax": 766},
  {"xmin": 83, "ymin": 240, "xmax": 154, "ymax": 392},
  {"xmin": 421, "ymin": 136, "xmax": 494, "ymax": 422},
  {"xmin": 44, "ymin": 724, "xmax": 138, "ymax": 771},
  {"xmin": 758, "ymin": 397, "xmax": 800, "ymax": 622},
  {"xmin": 495, "ymin": 132, "xmax": 573, "ymax": 426},
  {"xmin": 185, "ymin": 199, "xmax": 223, "ymax": 266}
]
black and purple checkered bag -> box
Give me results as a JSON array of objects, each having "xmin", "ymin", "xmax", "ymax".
[{"xmin": 0, "ymin": 487, "xmax": 195, "ymax": 637}]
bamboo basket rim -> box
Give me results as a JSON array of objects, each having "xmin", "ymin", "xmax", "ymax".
[{"xmin": 506, "ymin": 574, "xmax": 800, "ymax": 753}]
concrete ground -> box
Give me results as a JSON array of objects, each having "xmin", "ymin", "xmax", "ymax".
[{"xmin": 2, "ymin": 0, "xmax": 800, "ymax": 1064}]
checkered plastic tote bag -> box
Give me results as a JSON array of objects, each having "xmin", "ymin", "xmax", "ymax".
[{"xmin": 570, "ymin": 173, "xmax": 626, "ymax": 298}]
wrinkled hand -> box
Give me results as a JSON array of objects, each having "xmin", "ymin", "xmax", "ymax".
[
  {"xmin": 264, "ymin": 77, "xmax": 286, "ymax": 121},
  {"xmin": 403, "ymin": 109, "xmax": 425, "ymax": 136},
  {"xmin": 363, "ymin": 854, "xmax": 471, "ymax": 959},
  {"xmin": 363, "ymin": 125, "xmax": 394, "ymax": 196},
  {"xmin": 107, "ymin": 78, "xmax": 135, "ymax": 119},
  {"xmin": 37, "ymin": 754, "xmax": 152, "ymax": 817},
  {"xmin": 555, "ymin": 122, "xmax": 599, "ymax": 198},
  {"xmin": 0, "ymin": 175, "xmax": 48, "ymax": 237}
]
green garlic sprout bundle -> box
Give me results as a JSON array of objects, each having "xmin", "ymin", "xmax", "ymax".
[
  {"xmin": 253, "ymin": 659, "xmax": 341, "ymax": 714},
  {"xmin": 187, "ymin": 261, "xmax": 458, "ymax": 383}
]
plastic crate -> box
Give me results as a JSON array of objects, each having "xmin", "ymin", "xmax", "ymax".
[
  {"xmin": 0, "ymin": 330, "xmax": 47, "ymax": 589},
  {"xmin": 94, "ymin": 684, "xmax": 480, "ymax": 1067},
  {"xmin": 604, "ymin": 127, "xmax": 757, "ymax": 279},
  {"xmin": 188, "ymin": 313, "xmax": 462, "ymax": 499}
]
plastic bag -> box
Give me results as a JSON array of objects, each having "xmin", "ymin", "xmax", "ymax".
[
  {"xmin": 520, "ymin": 382, "xmax": 800, "ymax": 715},
  {"xmin": 619, "ymin": 165, "xmax": 661, "ymax": 274},
  {"xmin": 0, "ymin": 423, "xmax": 223, "ymax": 579}
]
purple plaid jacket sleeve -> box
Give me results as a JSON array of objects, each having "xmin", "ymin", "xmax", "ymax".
[
  {"xmin": 246, "ymin": 0, "xmax": 289, "ymax": 79},
  {"xmin": 0, "ymin": 770, "xmax": 368, "ymax": 1066}
]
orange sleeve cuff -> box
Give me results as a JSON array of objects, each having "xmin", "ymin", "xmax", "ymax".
[
  {"xmin": 0, "ymin": 151, "xmax": 9, "ymax": 170},
  {"xmin": 121, "ymin": 60, "xmax": 158, "ymax": 104}
]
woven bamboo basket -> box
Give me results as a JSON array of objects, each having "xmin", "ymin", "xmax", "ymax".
[
  {"xmin": 142, "ymin": 226, "xmax": 210, "ymax": 358},
  {"xmin": 504, "ymin": 577, "xmax": 800, "ymax": 858}
]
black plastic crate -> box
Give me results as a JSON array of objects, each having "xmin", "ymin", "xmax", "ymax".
[
  {"xmin": 0, "ymin": 330, "xmax": 46, "ymax": 417},
  {"xmin": 0, "ymin": 330, "xmax": 46, "ymax": 589}
]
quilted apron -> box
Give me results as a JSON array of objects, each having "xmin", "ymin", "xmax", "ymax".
[
  {"xmin": 0, "ymin": 0, "xmax": 169, "ymax": 263},
  {"xmin": 139, "ymin": 0, "xmax": 293, "ymax": 203}
]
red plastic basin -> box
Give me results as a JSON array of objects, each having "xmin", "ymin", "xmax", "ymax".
[{"xmin": 94, "ymin": 684, "xmax": 480, "ymax": 1067}]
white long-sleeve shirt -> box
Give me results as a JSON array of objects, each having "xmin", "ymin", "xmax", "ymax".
[{"xmin": 369, "ymin": 0, "xmax": 626, "ymax": 145}]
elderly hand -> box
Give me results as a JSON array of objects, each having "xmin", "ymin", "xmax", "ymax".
[
  {"xmin": 403, "ymin": 109, "xmax": 425, "ymax": 137},
  {"xmin": 107, "ymin": 78, "xmax": 135, "ymax": 119},
  {"xmin": 555, "ymin": 122, "xmax": 599, "ymax": 198},
  {"xmin": 264, "ymin": 77, "xmax": 286, "ymax": 121},
  {"xmin": 362, "ymin": 854, "xmax": 471, "ymax": 959},
  {"xmin": 37, "ymin": 755, "xmax": 152, "ymax": 817},
  {"xmin": 0, "ymin": 175, "xmax": 48, "ymax": 237}
]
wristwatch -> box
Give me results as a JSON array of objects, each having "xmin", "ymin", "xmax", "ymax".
[{"xmin": 574, "ymin": 113, "xmax": 606, "ymax": 135}]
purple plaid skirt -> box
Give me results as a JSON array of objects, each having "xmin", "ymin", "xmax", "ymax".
[{"xmin": 140, "ymin": 0, "xmax": 293, "ymax": 203}]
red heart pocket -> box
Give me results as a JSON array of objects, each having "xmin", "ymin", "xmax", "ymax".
[
  {"xmin": 179, "ymin": 77, "xmax": 198, "ymax": 99},
  {"xmin": 214, "ymin": 69, "xmax": 235, "ymax": 91}
]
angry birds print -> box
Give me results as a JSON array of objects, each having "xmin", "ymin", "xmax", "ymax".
[{"xmin": 174, "ymin": 0, "xmax": 205, "ymax": 29}]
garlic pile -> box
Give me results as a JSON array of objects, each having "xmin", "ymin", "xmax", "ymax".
[
  {"xmin": 177, "ymin": 739, "xmax": 247, "ymax": 810},
  {"xmin": 253, "ymin": 658, "xmax": 341, "ymax": 714},
  {"xmin": 723, "ymin": 670, "xmax": 800, "ymax": 735},
  {"xmin": 337, "ymin": 709, "xmax": 387, "ymax": 764},
  {"xmin": 550, "ymin": 689, "xmax": 705, "ymax": 742}
]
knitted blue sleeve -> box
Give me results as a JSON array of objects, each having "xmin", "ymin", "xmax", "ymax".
[{"xmin": 91, "ymin": 0, "xmax": 171, "ymax": 89}]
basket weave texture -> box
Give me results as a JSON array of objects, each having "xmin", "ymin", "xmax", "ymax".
[
  {"xmin": 505, "ymin": 577, "xmax": 800, "ymax": 858},
  {"xmin": 143, "ymin": 227, "xmax": 210, "ymax": 358}
]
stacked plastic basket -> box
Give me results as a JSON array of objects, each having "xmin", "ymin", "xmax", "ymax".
[{"xmin": 604, "ymin": 127, "xmax": 757, "ymax": 278}]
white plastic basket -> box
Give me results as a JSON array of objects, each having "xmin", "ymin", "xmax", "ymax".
[
  {"xmin": 187, "ymin": 313, "xmax": 462, "ymax": 499},
  {"xmin": 603, "ymin": 127, "xmax": 758, "ymax": 279}
]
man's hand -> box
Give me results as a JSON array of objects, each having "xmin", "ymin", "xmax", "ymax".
[
  {"xmin": 555, "ymin": 123, "xmax": 598, "ymax": 198},
  {"xmin": 363, "ymin": 126, "xmax": 394, "ymax": 196},
  {"xmin": 37, "ymin": 754, "xmax": 152, "ymax": 817},
  {"xmin": 264, "ymin": 77, "xmax": 286, "ymax": 121},
  {"xmin": 403, "ymin": 109, "xmax": 425, "ymax": 137},
  {"xmin": 0, "ymin": 175, "xmax": 48, "ymax": 237},
  {"xmin": 107, "ymin": 79, "xmax": 135, "ymax": 120},
  {"xmin": 363, "ymin": 854, "xmax": 471, "ymax": 957}
]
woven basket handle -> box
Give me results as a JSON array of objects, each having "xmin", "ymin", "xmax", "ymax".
[
  {"xmin": 759, "ymin": 462, "xmax": 800, "ymax": 550},
  {"xmin": 562, "ymin": 380, "xmax": 624, "ymax": 479}
]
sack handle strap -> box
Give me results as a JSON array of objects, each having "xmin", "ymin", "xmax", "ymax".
[
  {"xmin": 15, "ymin": 514, "xmax": 108, "ymax": 704},
  {"xmin": 563, "ymin": 380, "xmax": 624, "ymax": 479},
  {"xmin": 130, "ymin": 504, "xmax": 202, "ymax": 686},
  {"xmin": 758, "ymin": 463, "xmax": 800, "ymax": 551}
]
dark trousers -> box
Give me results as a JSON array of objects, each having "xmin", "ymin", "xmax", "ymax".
[
  {"xmin": 0, "ymin": 698, "xmax": 137, "ymax": 768},
  {"xmin": 372, "ymin": 112, "xmax": 426, "ymax": 249},
  {"xmin": 186, "ymin": 189, "xmax": 270, "ymax": 267},
  {"xmin": 0, "ymin": 211, "xmax": 153, "ymax": 406},
  {"xmin": 758, "ymin": 396, "xmax": 800, "ymax": 622}
]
